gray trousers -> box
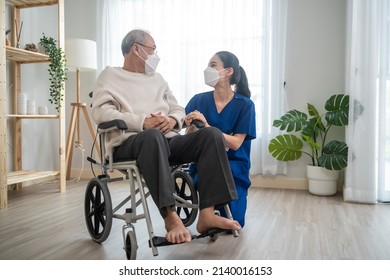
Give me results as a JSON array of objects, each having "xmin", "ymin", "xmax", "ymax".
[{"xmin": 113, "ymin": 127, "xmax": 237, "ymax": 217}]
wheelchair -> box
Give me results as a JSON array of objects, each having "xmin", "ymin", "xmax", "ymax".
[{"xmin": 84, "ymin": 119, "xmax": 238, "ymax": 260}]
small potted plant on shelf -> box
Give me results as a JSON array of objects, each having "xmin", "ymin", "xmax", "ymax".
[
  {"xmin": 39, "ymin": 33, "xmax": 67, "ymax": 112},
  {"xmin": 268, "ymin": 93, "xmax": 364, "ymax": 196}
]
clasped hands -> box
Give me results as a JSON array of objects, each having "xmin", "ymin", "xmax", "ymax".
[
  {"xmin": 143, "ymin": 112, "xmax": 177, "ymax": 134},
  {"xmin": 144, "ymin": 110, "xmax": 208, "ymax": 134}
]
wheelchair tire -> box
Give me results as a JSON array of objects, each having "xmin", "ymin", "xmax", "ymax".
[
  {"xmin": 125, "ymin": 230, "xmax": 137, "ymax": 260},
  {"xmin": 84, "ymin": 177, "xmax": 113, "ymax": 243},
  {"xmin": 173, "ymin": 170, "xmax": 198, "ymax": 227}
]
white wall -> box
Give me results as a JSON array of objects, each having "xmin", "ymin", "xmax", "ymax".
[
  {"xmin": 64, "ymin": 0, "xmax": 97, "ymax": 177},
  {"xmin": 6, "ymin": 0, "xmax": 348, "ymax": 183},
  {"xmin": 284, "ymin": 0, "xmax": 347, "ymax": 179}
]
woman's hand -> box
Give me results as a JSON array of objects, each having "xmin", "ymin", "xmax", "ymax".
[{"xmin": 184, "ymin": 110, "xmax": 209, "ymax": 128}]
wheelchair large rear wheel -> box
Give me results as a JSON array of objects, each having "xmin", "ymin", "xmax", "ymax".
[
  {"xmin": 173, "ymin": 170, "xmax": 198, "ymax": 227},
  {"xmin": 84, "ymin": 177, "xmax": 113, "ymax": 243}
]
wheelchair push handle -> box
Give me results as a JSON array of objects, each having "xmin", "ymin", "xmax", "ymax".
[{"xmin": 182, "ymin": 119, "xmax": 205, "ymax": 129}]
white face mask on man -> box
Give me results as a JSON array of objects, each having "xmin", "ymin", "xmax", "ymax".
[
  {"xmin": 138, "ymin": 45, "xmax": 160, "ymax": 75},
  {"xmin": 203, "ymin": 67, "xmax": 226, "ymax": 87}
]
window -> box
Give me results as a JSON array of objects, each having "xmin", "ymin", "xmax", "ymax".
[{"xmin": 97, "ymin": 0, "xmax": 288, "ymax": 175}]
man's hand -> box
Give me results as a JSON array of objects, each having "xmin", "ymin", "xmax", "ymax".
[{"xmin": 143, "ymin": 112, "xmax": 177, "ymax": 134}]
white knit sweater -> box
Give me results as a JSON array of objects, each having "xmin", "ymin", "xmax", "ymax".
[{"xmin": 92, "ymin": 66, "xmax": 185, "ymax": 158}]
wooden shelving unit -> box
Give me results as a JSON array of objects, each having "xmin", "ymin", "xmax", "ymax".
[{"xmin": 0, "ymin": 0, "xmax": 66, "ymax": 208}]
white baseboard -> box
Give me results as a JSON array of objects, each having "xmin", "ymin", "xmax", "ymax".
[
  {"xmin": 26, "ymin": 169, "xmax": 342, "ymax": 192},
  {"xmin": 69, "ymin": 168, "xmax": 125, "ymax": 180},
  {"xmin": 250, "ymin": 175, "xmax": 308, "ymax": 190},
  {"xmin": 69, "ymin": 169, "xmax": 310, "ymax": 190},
  {"xmin": 250, "ymin": 175, "xmax": 344, "ymax": 192}
]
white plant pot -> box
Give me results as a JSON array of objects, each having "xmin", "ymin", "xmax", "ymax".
[{"xmin": 306, "ymin": 165, "xmax": 339, "ymax": 196}]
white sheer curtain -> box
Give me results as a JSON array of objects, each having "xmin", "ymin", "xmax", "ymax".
[
  {"xmin": 255, "ymin": 0, "xmax": 288, "ymax": 175},
  {"xmin": 345, "ymin": 0, "xmax": 390, "ymax": 203},
  {"xmin": 96, "ymin": 0, "xmax": 288, "ymax": 176}
]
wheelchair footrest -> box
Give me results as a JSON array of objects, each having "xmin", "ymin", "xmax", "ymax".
[
  {"xmin": 149, "ymin": 236, "xmax": 185, "ymax": 247},
  {"xmin": 193, "ymin": 228, "xmax": 226, "ymax": 239},
  {"xmin": 149, "ymin": 228, "xmax": 228, "ymax": 247}
]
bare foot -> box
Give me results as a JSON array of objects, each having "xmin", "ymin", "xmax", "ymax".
[
  {"xmin": 196, "ymin": 207, "xmax": 241, "ymax": 234},
  {"xmin": 164, "ymin": 207, "xmax": 192, "ymax": 244}
]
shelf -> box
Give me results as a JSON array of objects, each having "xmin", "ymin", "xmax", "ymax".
[
  {"xmin": 6, "ymin": 46, "xmax": 49, "ymax": 63},
  {"xmin": 7, "ymin": 170, "xmax": 59, "ymax": 185},
  {"xmin": 7, "ymin": 114, "xmax": 59, "ymax": 119},
  {"xmin": 6, "ymin": 0, "xmax": 58, "ymax": 8}
]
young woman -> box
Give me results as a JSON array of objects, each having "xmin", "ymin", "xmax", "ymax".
[{"xmin": 184, "ymin": 51, "xmax": 256, "ymax": 228}]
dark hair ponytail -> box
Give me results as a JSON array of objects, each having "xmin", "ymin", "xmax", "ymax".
[
  {"xmin": 216, "ymin": 51, "xmax": 251, "ymax": 98},
  {"xmin": 235, "ymin": 66, "xmax": 251, "ymax": 98}
]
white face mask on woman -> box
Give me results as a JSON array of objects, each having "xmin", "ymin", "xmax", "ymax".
[
  {"xmin": 204, "ymin": 67, "xmax": 225, "ymax": 87},
  {"xmin": 138, "ymin": 45, "xmax": 160, "ymax": 75}
]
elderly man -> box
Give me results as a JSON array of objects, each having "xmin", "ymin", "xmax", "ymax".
[{"xmin": 92, "ymin": 29, "xmax": 240, "ymax": 244}]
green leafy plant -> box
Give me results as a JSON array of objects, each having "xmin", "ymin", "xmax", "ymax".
[
  {"xmin": 268, "ymin": 94, "xmax": 364, "ymax": 170},
  {"xmin": 39, "ymin": 33, "xmax": 67, "ymax": 112}
]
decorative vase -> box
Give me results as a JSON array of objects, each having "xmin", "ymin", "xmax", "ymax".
[
  {"xmin": 37, "ymin": 42, "xmax": 45, "ymax": 54},
  {"xmin": 306, "ymin": 165, "xmax": 339, "ymax": 196},
  {"xmin": 17, "ymin": 93, "xmax": 27, "ymax": 115}
]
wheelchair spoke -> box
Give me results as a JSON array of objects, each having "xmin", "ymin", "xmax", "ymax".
[
  {"xmin": 87, "ymin": 190, "xmax": 96, "ymax": 204},
  {"xmin": 93, "ymin": 189, "xmax": 102, "ymax": 234},
  {"xmin": 178, "ymin": 181, "xmax": 186, "ymax": 196},
  {"xmin": 182, "ymin": 207, "xmax": 191, "ymax": 217},
  {"xmin": 175, "ymin": 179, "xmax": 190, "ymax": 199},
  {"xmin": 96, "ymin": 204, "xmax": 107, "ymax": 226},
  {"xmin": 176, "ymin": 205, "xmax": 190, "ymax": 216}
]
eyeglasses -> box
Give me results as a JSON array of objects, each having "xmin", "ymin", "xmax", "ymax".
[{"xmin": 135, "ymin": 43, "xmax": 157, "ymax": 54}]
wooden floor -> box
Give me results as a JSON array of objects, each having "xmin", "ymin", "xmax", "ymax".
[{"xmin": 1, "ymin": 179, "xmax": 390, "ymax": 260}]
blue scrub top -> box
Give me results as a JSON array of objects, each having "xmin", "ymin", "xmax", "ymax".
[{"xmin": 185, "ymin": 91, "xmax": 256, "ymax": 189}]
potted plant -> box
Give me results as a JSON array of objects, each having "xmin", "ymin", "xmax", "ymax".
[
  {"xmin": 268, "ymin": 93, "xmax": 363, "ymax": 196},
  {"xmin": 39, "ymin": 33, "xmax": 67, "ymax": 112}
]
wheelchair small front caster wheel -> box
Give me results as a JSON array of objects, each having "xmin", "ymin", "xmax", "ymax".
[
  {"xmin": 210, "ymin": 235, "xmax": 219, "ymax": 241},
  {"xmin": 84, "ymin": 178, "xmax": 113, "ymax": 243},
  {"xmin": 210, "ymin": 233, "xmax": 219, "ymax": 241},
  {"xmin": 125, "ymin": 230, "xmax": 137, "ymax": 260}
]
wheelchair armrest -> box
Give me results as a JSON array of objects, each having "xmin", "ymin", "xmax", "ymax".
[
  {"xmin": 98, "ymin": 119, "xmax": 128, "ymax": 131},
  {"xmin": 97, "ymin": 120, "xmax": 128, "ymax": 172}
]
